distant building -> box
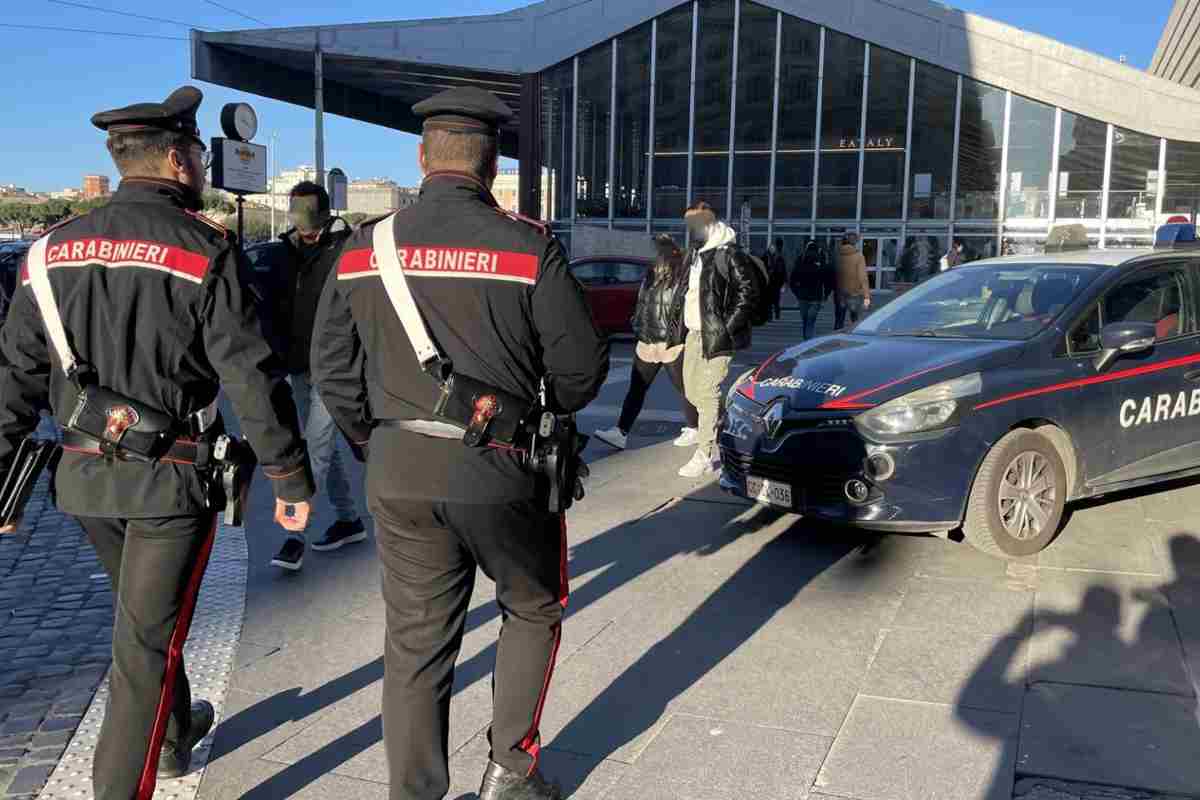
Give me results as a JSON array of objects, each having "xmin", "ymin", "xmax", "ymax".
[
  {"xmin": 83, "ymin": 175, "xmax": 110, "ymax": 199},
  {"xmin": 0, "ymin": 184, "xmax": 28, "ymax": 196},
  {"xmin": 49, "ymin": 188, "xmax": 83, "ymax": 201},
  {"xmin": 347, "ymin": 179, "xmax": 419, "ymax": 216},
  {"xmin": 491, "ymin": 169, "xmax": 551, "ymax": 215}
]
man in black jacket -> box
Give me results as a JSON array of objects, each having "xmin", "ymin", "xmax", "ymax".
[
  {"xmin": 0, "ymin": 86, "xmax": 313, "ymax": 800},
  {"xmin": 250, "ymin": 182, "xmax": 364, "ymax": 572},
  {"xmin": 312, "ymin": 87, "xmax": 608, "ymax": 800},
  {"xmin": 679, "ymin": 201, "xmax": 759, "ymax": 478}
]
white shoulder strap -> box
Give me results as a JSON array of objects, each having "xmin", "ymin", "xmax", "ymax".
[
  {"xmin": 24, "ymin": 234, "xmax": 79, "ymax": 376},
  {"xmin": 371, "ymin": 213, "xmax": 442, "ymax": 368}
]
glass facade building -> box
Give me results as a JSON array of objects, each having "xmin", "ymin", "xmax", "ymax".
[{"xmin": 538, "ymin": 0, "xmax": 1200, "ymax": 287}]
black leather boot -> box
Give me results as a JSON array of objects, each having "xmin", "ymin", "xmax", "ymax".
[
  {"xmin": 478, "ymin": 760, "xmax": 563, "ymax": 800},
  {"xmin": 157, "ymin": 700, "xmax": 215, "ymax": 779}
]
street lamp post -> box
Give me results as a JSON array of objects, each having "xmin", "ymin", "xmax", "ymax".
[{"xmin": 270, "ymin": 131, "xmax": 278, "ymax": 239}]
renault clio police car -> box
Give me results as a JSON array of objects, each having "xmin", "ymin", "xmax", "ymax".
[{"xmin": 719, "ymin": 224, "xmax": 1200, "ymax": 558}]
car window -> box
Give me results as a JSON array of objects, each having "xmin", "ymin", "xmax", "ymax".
[
  {"xmin": 1103, "ymin": 267, "xmax": 1192, "ymax": 342},
  {"xmin": 855, "ymin": 263, "xmax": 1104, "ymax": 340},
  {"xmin": 614, "ymin": 262, "xmax": 646, "ymax": 284},
  {"xmin": 571, "ymin": 261, "xmax": 616, "ymax": 285},
  {"xmin": 1067, "ymin": 304, "xmax": 1102, "ymax": 354}
]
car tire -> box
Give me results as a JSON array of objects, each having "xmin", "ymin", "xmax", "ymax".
[{"xmin": 962, "ymin": 429, "xmax": 1067, "ymax": 558}]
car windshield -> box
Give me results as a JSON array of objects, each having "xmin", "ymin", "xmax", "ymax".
[{"xmin": 854, "ymin": 263, "xmax": 1105, "ymax": 340}]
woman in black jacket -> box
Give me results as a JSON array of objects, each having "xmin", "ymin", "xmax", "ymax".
[
  {"xmin": 594, "ymin": 235, "xmax": 699, "ymax": 450},
  {"xmin": 789, "ymin": 241, "xmax": 830, "ymax": 340}
]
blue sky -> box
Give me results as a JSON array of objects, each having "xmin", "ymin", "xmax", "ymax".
[{"xmin": 0, "ymin": 0, "xmax": 1176, "ymax": 193}]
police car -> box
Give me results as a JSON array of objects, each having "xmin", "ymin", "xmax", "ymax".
[{"xmin": 719, "ymin": 224, "xmax": 1200, "ymax": 558}]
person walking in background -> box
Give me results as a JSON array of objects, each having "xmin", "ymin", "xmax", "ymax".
[
  {"xmin": 679, "ymin": 201, "xmax": 759, "ymax": 478},
  {"xmin": 940, "ymin": 239, "xmax": 964, "ymax": 271},
  {"xmin": 248, "ymin": 182, "xmax": 365, "ymax": 572},
  {"xmin": 835, "ymin": 233, "xmax": 871, "ymax": 330},
  {"xmin": 766, "ymin": 237, "xmax": 787, "ymax": 321},
  {"xmin": 790, "ymin": 241, "xmax": 829, "ymax": 340},
  {"xmin": 594, "ymin": 235, "xmax": 698, "ymax": 451}
]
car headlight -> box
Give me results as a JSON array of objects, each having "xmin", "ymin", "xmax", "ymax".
[
  {"xmin": 726, "ymin": 367, "xmax": 757, "ymax": 407},
  {"xmin": 855, "ymin": 373, "xmax": 982, "ymax": 437}
]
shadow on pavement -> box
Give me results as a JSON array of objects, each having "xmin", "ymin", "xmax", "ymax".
[
  {"xmin": 962, "ymin": 533, "xmax": 1200, "ymax": 799},
  {"xmin": 215, "ymin": 479, "xmax": 891, "ymax": 798}
]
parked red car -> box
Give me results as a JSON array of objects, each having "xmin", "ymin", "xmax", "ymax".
[{"xmin": 568, "ymin": 256, "xmax": 651, "ymax": 335}]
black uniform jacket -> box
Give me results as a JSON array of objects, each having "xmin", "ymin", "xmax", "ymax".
[
  {"xmin": 312, "ymin": 172, "xmax": 609, "ymax": 504},
  {"xmin": 0, "ymin": 178, "xmax": 315, "ymax": 518}
]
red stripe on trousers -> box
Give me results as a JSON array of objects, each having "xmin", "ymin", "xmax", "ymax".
[
  {"xmin": 517, "ymin": 515, "xmax": 569, "ymax": 775},
  {"xmin": 134, "ymin": 514, "xmax": 218, "ymax": 800}
]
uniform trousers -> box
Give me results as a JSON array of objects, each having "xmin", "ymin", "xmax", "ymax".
[
  {"xmin": 369, "ymin": 496, "xmax": 567, "ymax": 800},
  {"xmin": 78, "ymin": 514, "xmax": 216, "ymax": 800}
]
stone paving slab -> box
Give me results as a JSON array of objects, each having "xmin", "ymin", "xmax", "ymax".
[
  {"xmin": 814, "ymin": 695, "xmax": 1018, "ymax": 800},
  {"xmin": 446, "ymin": 735, "xmax": 627, "ymax": 800},
  {"xmin": 1018, "ymin": 683, "xmax": 1200, "ymax": 796}
]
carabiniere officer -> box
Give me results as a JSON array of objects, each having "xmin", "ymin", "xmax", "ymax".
[
  {"xmin": 0, "ymin": 86, "xmax": 315, "ymax": 799},
  {"xmin": 312, "ymin": 86, "xmax": 608, "ymax": 800}
]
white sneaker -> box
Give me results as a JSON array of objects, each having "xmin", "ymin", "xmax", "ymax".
[
  {"xmin": 673, "ymin": 427, "xmax": 698, "ymax": 447},
  {"xmin": 594, "ymin": 426, "xmax": 627, "ymax": 450},
  {"xmin": 678, "ymin": 449, "xmax": 719, "ymax": 478}
]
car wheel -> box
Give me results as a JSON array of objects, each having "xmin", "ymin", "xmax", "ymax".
[{"xmin": 962, "ymin": 429, "xmax": 1067, "ymax": 558}]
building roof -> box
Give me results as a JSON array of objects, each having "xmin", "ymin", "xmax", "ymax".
[{"xmin": 192, "ymin": 0, "xmax": 1200, "ymax": 145}]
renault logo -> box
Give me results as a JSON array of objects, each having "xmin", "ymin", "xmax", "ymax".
[{"xmin": 760, "ymin": 400, "xmax": 786, "ymax": 439}]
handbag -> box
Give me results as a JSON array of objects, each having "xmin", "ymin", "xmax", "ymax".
[{"xmin": 371, "ymin": 214, "xmax": 535, "ymax": 448}]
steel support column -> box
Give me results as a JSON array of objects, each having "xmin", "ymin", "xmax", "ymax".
[
  {"xmin": 314, "ymin": 43, "xmax": 325, "ymax": 187},
  {"xmin": 519, "ymin": 72, "xmax": 543, "ymax": 220}
]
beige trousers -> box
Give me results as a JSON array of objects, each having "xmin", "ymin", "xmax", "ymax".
[{"xmin": 682, "ymin": 330, "xmax": 732, "ymax": 458}]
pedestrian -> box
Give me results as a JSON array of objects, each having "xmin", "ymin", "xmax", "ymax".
[
  {"xmin": 248, "ymin": 181, "xmax": 365, "ymax": 572},
  {"xmin": 940, "ymin": 239, "xmax": 964, "ymax": 271},
  {"xmin": 678, "ymin": 200, "xmax": 760, "ymax": 478},
  {"xmin": 766, "ymin": 237, "xmax": 787, "ymax": 321},
  {"xmin": 593, "ymin": 234, "xmax": 698, "ymax": 451},
  {"xmin": 790, "ymin": 240, "xmax": 829, "ymax": 340},
  {"xmin": 0, "ymin": 86, "xmax": 313, "ymax": 800},
  {"xmin": 311, "ymin": 86, "xmax": 608, "ymax": 800},
  {"xmin": 834, "ymin": 232, "xmax": 871, "ymax": 329}
]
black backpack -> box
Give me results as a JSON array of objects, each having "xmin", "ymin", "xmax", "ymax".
[{"xmin": 715, "ymin": 245, "xmax": 772, "ymax": 327}]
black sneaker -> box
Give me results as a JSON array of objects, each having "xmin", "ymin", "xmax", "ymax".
[
  {"xmin": 478, "ymin": 760, "xmax": 563, "ymax": 800},
  {"xmin": 270, "ymin": 537, "xmax": 305, "ymax": 571},
  {"xmin": 311, "ymin": 519, "xmax": 367, "ymax": 552},
  {"xmin": 158, "ymin": 700, "xmax": 214, "ymax": 779}
]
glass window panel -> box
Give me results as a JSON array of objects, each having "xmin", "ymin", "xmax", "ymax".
[
  {"xmin": 1005, "ymin": 95, "xmax": 1054, "ymax": 219},
  {"xmin": 732, "ymin": 154, "xmax": 770, "ymax": 218},
  {"xmin": 1165, "ymin": 139, "xmax": 1200, "ymax": 221},
  {"xmin": 820, "ymin": 30, "xmax": 865, "ymax": 148},
  {"xmin": 818, "ymin": 152, "xmax": 858, "ymax": 218},
  {"xmin": 775, "ymin": 154, "xmax": 814, "ymax": 219},
  {"xmin": 955, "ymin": 78, "xmax": 1005, "ymax": 220},
  {"xmin": 614, "ymin": 23, "xmax": 652, "ymax": 219},
  {"xmin": 575, "ymin": 44, "xmax": 612, "ymax": 219},
  {"xmin": 862, "ymin": 152, "xmax": 905, "ymax": 218},
  {"xmin": 692, "ymin": 154, "xmax": 729, "ymax": 214},
  {"xmin": 776, "ymin": 14, "xmax": 820, "ymax": 151},
  {"xmin": 866, "ymin": 47, "xmax": 908, "ymax": 147},
  {"xmin": 908, "ymin": 62, "xmax": 956, "ymax": 220},
  {"xmin": 653, "ymin": 4, "xmax": 693, "ymax": 219},
  {"xmin": 1108, "ymin": 127, "xmax": 1160, "ymax": 226},
  {"xmin": 540, "ymin": 61, "xmax": 574, "ymax": 222},
  {"xmin": 1057, "ymin": 111, "xmax": 1107, "ymax": 220},
  {"xmin": 734, "ymin": 1, "xmax": 775, "ymax": 152},
  {"xmin": 693, "ymin": 0, "xmax": 735, "ymax": 216},
  {"xmin": 899, "ymin": 233, "xmax": 948, "ymax": 282}
]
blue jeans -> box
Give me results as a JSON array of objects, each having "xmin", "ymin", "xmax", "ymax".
[
  {"xmin": 796, "ymin": 300, "xmax": 822, "ymax": 340},
  {"xmin": 290, "ymin": 372, "xmax": 357, "ymax": 522}
]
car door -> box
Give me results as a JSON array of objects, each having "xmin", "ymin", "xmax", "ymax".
[
  {"xmin": 610, "ymin": 261, "xmax": 648, "ymax": 333},
  {"xmin": 569, "ymin": 260, "xmax": 614, "ymax": 330},
  {"xmin": 1090, "ymin": 258, "xmax": 1200, "ymax": 485}
]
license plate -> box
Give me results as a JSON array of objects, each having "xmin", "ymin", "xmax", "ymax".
[{"xmin": 745, "ymin": 475, "xmax": 793, "ymax": 509}]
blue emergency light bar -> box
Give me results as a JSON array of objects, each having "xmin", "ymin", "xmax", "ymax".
[{"xmin": 1155, "ymin": 223, "xmax": 1199, "ymax": 249}]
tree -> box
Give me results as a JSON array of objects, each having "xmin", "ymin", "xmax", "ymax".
[
  {"xmin": 342, "ymin": 212, "xmax": 369, "ymax": 227},
  {"xmin": 0, "ymin": 203, "xmax": 35, "ymax": 237},
  {"xmin": 202, "ymin": 190, "xmax": 235, "ymax": 216}
]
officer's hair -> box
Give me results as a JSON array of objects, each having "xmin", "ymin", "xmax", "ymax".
[
  {"xmin": 421, "ymin": 128, "xmax": 498, "ymax": 180},
  {"xmin": 106, "ymin": 130, "xmax": 195, "ymax": 175}
]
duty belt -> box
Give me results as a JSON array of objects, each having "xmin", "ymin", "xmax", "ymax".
[{"xmin": 62, "ymin": 431, "xmax": 213, "ymax": 466}]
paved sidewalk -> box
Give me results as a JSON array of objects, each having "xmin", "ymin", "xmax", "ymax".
[{"xmin": 194, "ymin": 432, "xmax": 1200, "ymax": 800}]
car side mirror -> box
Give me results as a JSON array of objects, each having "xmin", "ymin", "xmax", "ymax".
[{"xmin": 1094, "ymin": 322, "xmax": 1156, "ymax": 372}]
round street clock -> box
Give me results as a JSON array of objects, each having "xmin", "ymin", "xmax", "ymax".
[{"xmin": 220, "ymin": 103, "xmax": 258, "ymax": 142}]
